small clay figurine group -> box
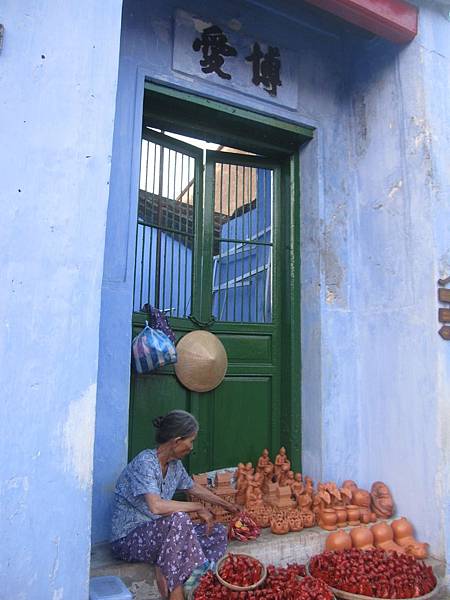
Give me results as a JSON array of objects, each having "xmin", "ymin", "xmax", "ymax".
[
  {"xmin": 188, "ymin": 448, "xmax": 402, "ymax": 541},
  {"xmin": 313, "ymin": 479, "xmax": 395, "ymax": 531},
  {"xmin": 325, "ymin": 517, "xmax": 429, "ymax": 559},
  {"xmin": 235, "ymin": 447, "xmax": 317, "ymax": 534}
]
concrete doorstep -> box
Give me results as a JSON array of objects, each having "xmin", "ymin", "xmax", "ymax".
[{"xmin": 90, "ymin": 526, "xmax": 449, "ymax": 600}]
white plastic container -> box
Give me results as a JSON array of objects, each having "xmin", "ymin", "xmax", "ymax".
[{"xmin": 89, "ymin": 576, "xmax": 133, "ymax": 600}]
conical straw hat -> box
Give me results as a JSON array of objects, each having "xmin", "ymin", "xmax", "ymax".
[{"xmin": 174, "ymin": 330, "xmax": 228, "ymax": 392}]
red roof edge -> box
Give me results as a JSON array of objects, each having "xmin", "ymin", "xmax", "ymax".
[{"xmin": 303, "ymin": 0, "xmax": 418, "ymax": 43}]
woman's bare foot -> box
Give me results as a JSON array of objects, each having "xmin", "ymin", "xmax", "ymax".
[
  {"xmin": 155, "ymin": 566, "xmax": 168, "ymax": 598},
  {"xmin": 169, "ymin": 584, "xmax": 184, "ymax": 600}
]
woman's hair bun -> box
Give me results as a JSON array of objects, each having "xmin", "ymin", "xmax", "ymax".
[{"xmin": 152, "ymin": 416, "xmax": 164, "ymax": 429}]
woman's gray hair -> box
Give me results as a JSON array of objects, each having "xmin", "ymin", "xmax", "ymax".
[{"xmin": 152, "ymin": 410, "xmax": 199, "ymax": 444}]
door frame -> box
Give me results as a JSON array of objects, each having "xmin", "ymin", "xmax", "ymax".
[{"xmin": 130, "ymin": 80, "xmax": 314, "ymax": 473}]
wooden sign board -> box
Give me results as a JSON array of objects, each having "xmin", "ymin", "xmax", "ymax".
[
  {"xmin": 438, "ymin": 288, "xmax": 450, "ymax": 303},
  {"xmin": 438, "ymin": 326, "xmax": 450, "ymax": 341},
  {"xmin": 438, "ymin": 308, "xmax": 450, "ymax": 323}
]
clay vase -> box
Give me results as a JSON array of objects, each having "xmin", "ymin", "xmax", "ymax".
[
  {"xmin": 391, "ymin": 517, "xmax": 429, "ymax": 559},
  {"xmin": 350, "ymin": 526, "xmax": 375, "ymax": 550},
  {"xmin": 271, "ymin": 517, "xmax": 289, "ymax": 535},
  {"xmin": 360, "ymin": 508, "xmax": 371, "ymax": 524},
  {"xmin": 371, "ymin": 522, "xmax": 404, "ymax": 553},
  {"xmin": 319, "ymin": 508, "xmax": 338, "ymax": 531},
  {"xmin": 346, "ymin": 505, "xmax": 361, "ymax": 526},
  {"xmin": 301, "ymin": 512, "xmax": 316, "ymax": 528},
  {"xmin": 335, "ymin": 506, "xmax": 348, "ymax": 528},
  {"xmin": 325, "ymin": 530, "xmax": 352, "ymax": 552}
]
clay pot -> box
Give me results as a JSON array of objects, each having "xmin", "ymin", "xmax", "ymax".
[
  {"xmin": 371, "ymin": 522, "xmax": 404, "ymax": 553},
  {"xmin": 271, "ymin": 518, "xmax": 289, "ymax": 535},
  {"xmin": 350, "ymin": 526, "xmax": 375, "ymax": 550},
  {"xmin": 325, "ymin": 530, "xmax": 352, "ymax": 552},
  {"xmin": 289, "ymin": 517, "xmax": 304, "ymax": 532},
  {"xmin": 346, "ymin": 505, "xmax": 361, "ymax": 526},
  {"xmin": 301, "ymin": 512, "xmax": 316, "ymax": 528},
  {"xmin": 335, "ymin": 506, "xmax": 347, "ymax": 528},
  {"xmin": 319, "ymin": 508, "xmax": 338, "ymax": 531},
  {"xmin": 391, "ymin": 517, "xmax": 429, "ymax": 559}
]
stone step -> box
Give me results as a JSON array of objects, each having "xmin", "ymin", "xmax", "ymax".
[{"xmin": 90, "ymin": 525, "xmax": 329, "ymax": 599}]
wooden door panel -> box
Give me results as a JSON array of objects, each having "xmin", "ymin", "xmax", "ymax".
[
  {"xmin": 210, "ymin": 376, "xmax": 273, "ymax": 468},
  {"xmin": 129, "ymin": 372, "xmax": 190, "ymax": 461},
  {"xmin": 217, "ymin": 332, "xmax": 272, "ymax": 364}
]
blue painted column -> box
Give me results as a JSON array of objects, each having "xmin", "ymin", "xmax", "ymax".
[{"xmin": 0, "ymin": 2, "xmax": 123, "ymax": 598}]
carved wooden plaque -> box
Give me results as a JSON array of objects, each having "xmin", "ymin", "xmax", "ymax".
[
  {"xmin": 438, "ymin": 288, "xmax": 450, "ymax": 303},
  {"xmin": 438, "ymin": 326, "xmax": 450, "ymax": 340},
  {"xmin": 438, "ymin": 308, "xmax": 450, "ymax": 323}
]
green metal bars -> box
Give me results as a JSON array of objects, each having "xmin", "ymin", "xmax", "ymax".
[
  {"xmin": 209, "ymin": 152, "xmax": 274, "ymax": 324},
  {"xmin": 133, "ymin": 129, "xmax": 202, "ymax": 317}
]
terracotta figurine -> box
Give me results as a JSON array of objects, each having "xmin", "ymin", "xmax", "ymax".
[
  {"xmin": 371, "ymin": 522, "xmax": 404, "ymax": 553},
  {"xmin": 325, "ymin": 530, "xmax": 352, "ymax": 552},
  {"xmin": 274, "ymin": 447, "xmax": 291, "ymax": 481},
  {"xmin": 371, "ymin": 481, "xmax": 395, "ymax": 519},
  {"xmin": 391, "ymin": 517, "xmax": 429, "ymax": 559}
]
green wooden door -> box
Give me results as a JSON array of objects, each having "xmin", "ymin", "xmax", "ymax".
[{"xmin": 129, "ymin": 124, "xmax": 298, "ymax": 474}]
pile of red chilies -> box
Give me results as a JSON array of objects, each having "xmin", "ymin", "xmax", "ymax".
[
  {"xmin": 218, "ymin": 554, "xmax": 263, "ymax": 587},
  {"xmin": 194, "ymin": 562, "xmax": 333, "ymax": 599},
  {"xmin": 228, "ymin": 512, "xmax": 261, "ymax": 542},
  {"xmin": 310, "ymin": 548, "xmax": 437, "ymax": 598}
]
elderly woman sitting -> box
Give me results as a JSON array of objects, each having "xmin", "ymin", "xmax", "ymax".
[{"xmin": 111, "ymin": 410, "xmax": 238, "ymax": 600}]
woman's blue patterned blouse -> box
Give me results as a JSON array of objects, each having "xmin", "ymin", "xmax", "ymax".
[{"xmin": 111, "ymin": 448, "xmax": 194, "ymax": 541}]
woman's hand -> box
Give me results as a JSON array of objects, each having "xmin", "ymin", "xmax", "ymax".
[
  {"xmin": 223, "ymin": 501, "xmax": 241, "ymax": 514},
  {"xmin": 197, "ymin": 508, "xmax": 214, "ymax": 535}
]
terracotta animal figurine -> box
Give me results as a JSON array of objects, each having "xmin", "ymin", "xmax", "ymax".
[
  {"xmin": 326, "ymin": 530, "xmax": 352, "ymax": 552},
  {"xmin": 371, "ymin": 522, "xmax": 404, "ymax": 553},
  {"xmin": 391, "ymin": 517, "xmax": 429, "ymax": 559},
  {"xmin": 371, "ymin": 481, "xmax": 395, "ymax": 519},
  {"xmin": 350, "ymin": 526, "xmax": 375, "ymax": 550}
]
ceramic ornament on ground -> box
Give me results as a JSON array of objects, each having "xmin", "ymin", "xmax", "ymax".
[{"xmin": 174, "ymin": 330, "xmax": 228, "ymax": 392}]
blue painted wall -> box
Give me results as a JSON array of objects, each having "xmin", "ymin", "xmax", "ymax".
[
  {"xmin": 0, "ymin": 1, "xmax": 123, "ymax": 598},
  {"xmin": 93, "ymin": 0, "xmax": 450, "ymax": 573}
]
